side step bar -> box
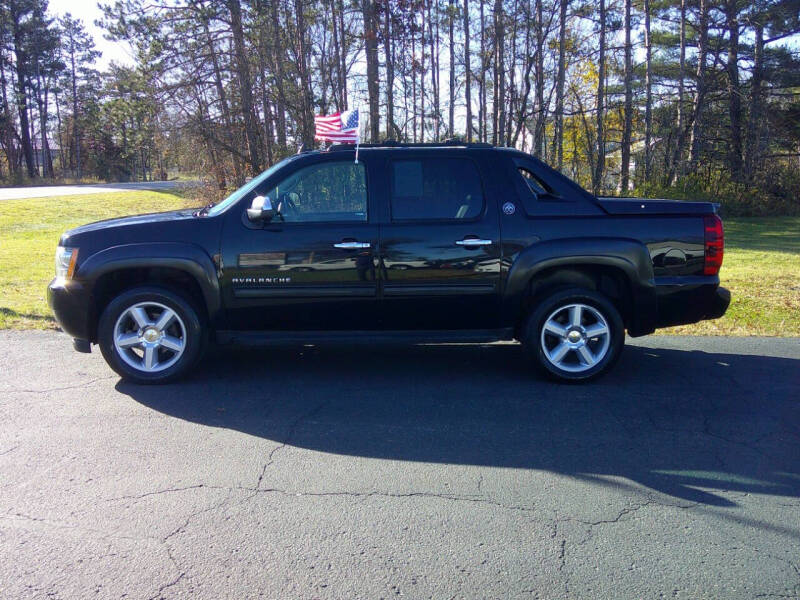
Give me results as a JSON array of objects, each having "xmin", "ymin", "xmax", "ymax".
[{"xmin": 215, "ymin": 329, "xmax": 515, "ymax": 346}]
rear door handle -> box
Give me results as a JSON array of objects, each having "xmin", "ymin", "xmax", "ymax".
[
  {"xmin": 334, "ymin": 241, "xmax": 371, "ymax": 249},
  {"xmin": 456, "ymin": 238, "xmax": 493, "ymax": 246}
]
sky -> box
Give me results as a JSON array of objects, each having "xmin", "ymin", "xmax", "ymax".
[
  {"xmin": 48, "ymin": 0, "xmax": 135, "ymax": 69},
  {"xmin": 48, "ymin": 0, "xmax": 800, "ymax": 80}
]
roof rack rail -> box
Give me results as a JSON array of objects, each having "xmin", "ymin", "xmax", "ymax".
[{"xmin": 327, "ymin": 140, "xmax": 494, "ymax": 151}]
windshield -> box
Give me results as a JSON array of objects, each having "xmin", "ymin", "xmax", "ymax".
[{"xmin": 206, "ymin": 155, "xmax": 302, "ymax": 216}]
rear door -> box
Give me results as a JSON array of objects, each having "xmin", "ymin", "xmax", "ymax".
[
  {"xmin": 378, "ymin": 153, "xmax": 502, "ymax": 330},
  {"xmin": 220, "ymin": 155, "xmax": 380, "ymax": 331}
]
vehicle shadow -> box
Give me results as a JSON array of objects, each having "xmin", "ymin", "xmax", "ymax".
[{"xmin": 117, "ymin": 341, "xmax": 800, "ymax": 507}]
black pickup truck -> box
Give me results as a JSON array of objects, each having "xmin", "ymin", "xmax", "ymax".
[{"xmin": 48, "ymin": 142, "xmax": 729, "ymax": 383}]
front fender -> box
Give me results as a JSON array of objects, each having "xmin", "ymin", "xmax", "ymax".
[
  {"xmin": 77, "ymin": 242, "xmax": 222, "ymax": 321},
  {"xmin": 502, "ymin": 238, "xmax": 657, "ymax": 336}
]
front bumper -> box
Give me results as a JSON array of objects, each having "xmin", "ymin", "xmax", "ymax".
[
  {"xmin": 47, "ymin": 278, "xmax": 93, "ymax": 343},
  {"xmin": 655, "ymin": 281, "xmax": 731, "ymax": 329}
]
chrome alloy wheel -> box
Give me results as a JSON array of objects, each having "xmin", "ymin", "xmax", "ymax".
[
  {"xmin": 539, "ymin": 303, "xmax": 611, "ymax": 373},
  {"xmin": 113, "ymin": 302, "xmax": 187, "ymax": 373}
]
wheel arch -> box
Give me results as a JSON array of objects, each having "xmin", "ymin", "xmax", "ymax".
[
  {"xmin": 79, "ymin": 243, "xmax": 221, "ymax": 342},
  {"xmin": 503, "ymin": 238, "xmax": 657, "ymax": 337}
]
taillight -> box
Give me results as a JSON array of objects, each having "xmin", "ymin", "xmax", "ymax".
[{"xmin": 703, "ymin": 214, "xmax": 724, "ymax": 276}]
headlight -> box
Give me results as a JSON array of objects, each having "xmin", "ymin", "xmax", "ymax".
[{"xmin": 55, "ymin": 246, "xmax": 79, "ymax": 280}]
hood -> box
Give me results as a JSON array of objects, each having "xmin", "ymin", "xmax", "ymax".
[{"xmin": 60, "ymin": 209, "xmax": 197, "ymax": 245}]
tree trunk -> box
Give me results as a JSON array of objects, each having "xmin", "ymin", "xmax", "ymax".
[
  {"xmin": 363, "ymin": 0, "xmax": 380, "ymax": 142},
  {"xmin": 384, "ymin": 1, "xmax": 396, "ymax": 137},
  {"xmin": 643, "ymin": 0, "xmax": 652, "ymax": 182},
  {"xmin": 464, "ymin": 0, "xmax": 472, "ymax": 141},
  {"xmin": 619, "ymin": 0, "xmax": 632, "ymax": 192},
  {"xmin": 592, "ymin": 0, "xmax": 606, "ymax": 195},
  {"xmin": 294, "ymin": 0, "xmax": 316, "ymax": 147},
  {"xmin": 268, "ymin": 1, "xmax": 288, "ymax": 150},
  {"xmin": 54, "ymin": 86, "xmax": 64, "ymax": 176},
  {"xmin": 11, "ymin": 14, "xmax": 36, "ymax": 178},
  {"xmin": 479, "ymin": 0, "xmax": 486, "ymax": 142},
  {"xmin": 493, "ymin": 0, "xmax": 505, "ymax": 145},
  {"xmin": 0, "ymin": 51, "xmax": 19, "ymax": 177},
  {"xmin": 553, "ymin": 0, "xmax": 567, "ymax": 170},
  {"xmin": 228, "ymin": 0, "xmax": 263, "ymax": 173},
  {"xmin": 412, "ymin": 29, "xmax": 418, "ymax": 142},
  {"xmin": 688, "ymin": 0, "xmax": 709, "ymax": 169},
  {"xmin": 744, "ymin": 20, "xmax": 764, "ymax": 181},
  {"xmin": 725, "ymin": 0, "xmax": 743, "ymax": 179},
  {"xmin": 419, "ymin": 7, "xmax": 427, "ymax": 143},
  {"xmin": 68, "ymin": 39, "xmax": 81, "ymax": 178},
  {"xmin": 338, "ymin": 0, "xmax": 348, "ymax": 108},
  {"xmin": 40, "ymin": 81, "xmax": 54, "ymax": 178},
  {"xmin": 449, "ymin": 0, "xmax": 455, "ymax": 137},
  {"xmin": 667, "ymin": 0, "xmax": 687, "ymax": 185},
  {"xmin": 429, "ymin": 0, "xmax": 440, "ymax": 140},
  {"xmin": 533, "ymin": 0, "xmax": 545, "ymax": 157}
]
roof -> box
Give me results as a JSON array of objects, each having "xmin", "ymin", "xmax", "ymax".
[{"xmin": 325, "ymin": 140, "xmax": 495, "ymax": 152}]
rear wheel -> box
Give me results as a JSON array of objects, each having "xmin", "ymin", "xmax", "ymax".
[
  {"xmin": 98, "ymin": 286, "xmax": 206, "ymax": 384},
  {"xmin": 522, "ymin": 287, "xmax": 624, "ymax": 382}
]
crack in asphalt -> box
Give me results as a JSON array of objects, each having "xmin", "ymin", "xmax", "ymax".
[
  {"xmin": 0, "ymin": 376, "xmax": 117, "ymax": 394},
  {"xmin": 1, "ymin": 510, "xmax": 151, "ymax": 544},
  {"xmin": 8, "ymin": 483, "xmax": 798, "ymax": 598},
  {"xmin": 254, "ymin": 486, "xmax": 542, "ymax": 514},
  {"xmin": 254, "ymin": 399, "xmax": 333, "ymax": 492},
  {"xmin": 0, "ymin": 444, "xmax": 20, "ymax": 456},
  {"xmin": 106, "ymin": 484, "xmax": 210, "ymax": 502},
  {"xmin": 148, "ymin": 545, "xmax": 186, "ymax": 600},
  {"xmin": 576, "ymin": 500, "xmax": 655, "ymax": 526},
  {"xmin": 146, "ymin": 490, "xmax": 236, "ymax": 599}
]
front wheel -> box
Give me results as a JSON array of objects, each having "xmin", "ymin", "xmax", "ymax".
[
  {"xmin": 97, "ymin": 286, "xmax": 206, "ymax": 384},
  {"xmin": 522, "ymin": 288, "xmax": 624, "ymax": 382}
]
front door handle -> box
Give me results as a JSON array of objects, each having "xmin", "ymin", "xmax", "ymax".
[
  {"xmin": 456, "ymin": 238, "xmax": 493, "ymax": 246},
  {"xmin": 334, "ymin": 241, "xmax": 371, "ymax": 249}
]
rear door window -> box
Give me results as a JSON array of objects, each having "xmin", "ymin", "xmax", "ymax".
[{"xmin": 390, "ymin": 158, "xmax": 484, "ymax": 221}]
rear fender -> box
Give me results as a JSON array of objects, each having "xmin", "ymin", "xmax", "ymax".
[{"xmin": 503, "ymin": 238, "xmax": 657, "ymax": 336}]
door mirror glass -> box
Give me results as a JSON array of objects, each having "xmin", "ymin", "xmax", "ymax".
[{"xmin": 246, "ymin": 195, "xmax": 275, "ymax": 223}]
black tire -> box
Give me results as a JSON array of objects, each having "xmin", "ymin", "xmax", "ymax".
[
  {"xmin": 97, "ymin": 286, "xmax": 206, "ymax": 384},
  {"xmin": 521, "ymin": 287, "xmax": 624, "ymax": 382}
]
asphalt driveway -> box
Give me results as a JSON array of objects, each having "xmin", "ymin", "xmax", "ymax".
[{"xmin": 1, "ymin": 332, "xmax": 798, "ymax": 598}]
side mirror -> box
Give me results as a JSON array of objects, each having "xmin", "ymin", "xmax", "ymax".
[{"xmin": 246, "ymin": 195, "xmax": 275, "ymax": 223}]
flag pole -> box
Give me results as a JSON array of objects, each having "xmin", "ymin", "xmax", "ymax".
[{"xmin": 354, "ymin": 108, "xmax": 360, "ymax": 164}]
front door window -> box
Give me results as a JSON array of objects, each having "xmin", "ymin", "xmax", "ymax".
[{"xmin": 261, "ymin": 161, "xmax": 367, "ymax": 223}]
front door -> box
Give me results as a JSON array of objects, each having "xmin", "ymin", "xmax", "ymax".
[
  {"xmin": 221, "ymin": 157, "xmax": 379, "ymax": 330},
  {"xmin": 379, "ymin": 155, "xmax": 502, "ymax": 330}
]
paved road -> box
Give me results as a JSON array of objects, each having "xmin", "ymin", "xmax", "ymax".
[
  {"xmin": 0, "ymin": 180, "xmax": 197, "ymax": 201},
  {"xmin": 1, "ymin": 332, "xmax": 798, "ymax": 599}
]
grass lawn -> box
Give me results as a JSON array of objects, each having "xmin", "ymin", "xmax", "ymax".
[
  {"xmin": 1, "ymin": 193, "xmax": 798, "ymax": 335},
  {"xmin": 0, "ymin": 191, "xmax": 200, "ymax": 330}
]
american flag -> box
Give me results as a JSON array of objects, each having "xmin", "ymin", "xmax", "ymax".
[{"xmin": 314, "ymin": 109, "xmax": 359, "ymax": 143}]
